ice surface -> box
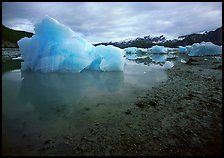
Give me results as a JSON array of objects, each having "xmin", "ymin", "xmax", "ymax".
[
  {"xmin": 124, "ymin": 47, "xmax": 139, "ymax": 54},
  {"xmin": 178, "ymin": 46, "xmax": 187, "ymax": 54},
  {"xmin": 124, "ymin": 47, "xmax": 148, "ymax": 60},
  {"xmin": 150, "ymin": 54, "xmax": 167, "ymax": 63},
  {"xmin": 150, "ymin": 45, "xmax": 167, "ymax": 54},
  {"xmin": 88, "ymin": 45, "xmax": 125, "ymax": 71},
  {"xmin": 180, "ymin": 59, "xmax": 187, "ymax": 63},
  {"xmin": 124, "ymin": 47, "xmax": 147, "ymax": 54},
  {"xmin": 185, "ymin": 46, "xmax": 192, "ymax": 54},
  {"xmin": 162, "ymin": 61, "xmax": 174, "ymax": 69},
  {"xmin": 18, "ymin": 15, "xmax": 125, "ymax": 72},
  {"xmin": 167, "ymin": 47, "xmax": 178, "ymax": 53},
  {"xmin": 188, "ymin": 42, "xmax": 222, "ymax": 56}
]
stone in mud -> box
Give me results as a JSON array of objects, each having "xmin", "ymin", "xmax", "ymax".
[
  {"xmin": 125, "ymin": 109, "xmax": 132, "ymax": 115},
  {"xmin": 136, "ymin": 101, "xmax": 146, "ymax": 108},
  {"xmin": 148, "ymin": 100, "xmax": 159, "ymax": 106}
]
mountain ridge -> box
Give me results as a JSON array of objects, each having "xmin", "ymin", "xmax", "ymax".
[
  {"xmin": 94, "ymin": 27, "xmax": 222, "ymax": 48},
  {"xmin": 2, "ymin": 25, "xmax": 34, "ymax": 47}
]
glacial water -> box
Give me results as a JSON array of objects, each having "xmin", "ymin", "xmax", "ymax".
[{"xmin": 2, "ymin": 59, "xmax": 168, "ymax": 155}]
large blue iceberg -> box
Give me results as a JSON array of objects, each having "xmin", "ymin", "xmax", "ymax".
[
  {"xmin": 188, "ymin": 42, "xmax": 222, "ymax": 56},
  {"xmin": 18, "ymin": 16, "xmax": 125, "ymax": 72}
]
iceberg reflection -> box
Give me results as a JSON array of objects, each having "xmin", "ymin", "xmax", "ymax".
[{"xmin": 18, "ymin": 70, "xmax": 124, "ymax": 109}]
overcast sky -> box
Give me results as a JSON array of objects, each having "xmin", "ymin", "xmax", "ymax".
[{"xmin": 2, "ymin": 2, "xmax": 222, "ymax": 44}]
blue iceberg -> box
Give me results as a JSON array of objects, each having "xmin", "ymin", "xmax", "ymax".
[
  {"xmin": 18, "ymin": 15, "xmax": 125, "ymax": 72},
  {"xmin": 178, "ymin": 46, "xmax": 187, "ymax": 54},
  {"xmin": 150, "ymin": 45, "xmax": 167, "ymax": 54},
  {"xmin": 124, "ymin": 47, "xmax": 148, "ymax": 54},
  {"xmin": 150, "ymin": 54, "xmax": 167, "ymax": 63},
  {"xmin": 188, "ymin": 42, "xmax": 222, "ymax": 56},
  {"xmin": 124, "ymin": 47, "xmax": 148, "ymax": 60},
  {"xmin": 185, "ymin": 46, "xmax": 192, "ymax": 54}
]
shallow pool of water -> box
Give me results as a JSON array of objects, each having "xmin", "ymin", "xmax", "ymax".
[{"xmin": 2, "ymin": 60, "xmax": 168, "ymax": 155}]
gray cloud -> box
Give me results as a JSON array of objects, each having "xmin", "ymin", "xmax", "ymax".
[{"xmin": 2, "ymin": 2, "xmax": 222, "ymax": 43}]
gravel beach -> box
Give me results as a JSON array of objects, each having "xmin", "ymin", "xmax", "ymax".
[{"xmin": 67, "ymin": 55, "xmax": 222, "ymax": 156}]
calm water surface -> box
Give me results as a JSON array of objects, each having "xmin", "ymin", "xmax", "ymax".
[{"xmin": 2, "ymin": 60, "xmax": 168, "ymax": 155}]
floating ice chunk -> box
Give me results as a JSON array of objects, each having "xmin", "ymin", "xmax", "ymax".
[
  {"xmin": 12, "ymin": 56, "xmax": 22, "ymax": 60},
  {"xmin": 214, "ymin": 56, "xmax": 221, "ymax": 60},
  {"xmin": 167, "ymin": 47, "xmax": 178, "ymax": 53},
  {"xmin": 124, "ymin": 47, "xmax": 139, "ymax": 54},
  {"xmin": 150, "ymin": 45, "xmax": 167, "ymax": 54},
  {"xmin": 178, "ymin": 46, "xmax": 187, "ymax": 54},
  {"xmin": 124, "ymin": 47, "xmax": 147, "ymax": 54},
  {"xmin": 125, "ymin": 54, "xmax": 138, "ymax": 60},
  {"xmin": 185, "ymin": 46, "xmax": 192, "ymax": 54},
  {"xmin": 150, "ymin": 54, "xmax": 167, "ymax": 63},
  {"xmin": 88, "ymin": 45, "xmax": 125, "ymax": 71},
  {"xmin": 124, "ymin": 47, "xmax": 148, "ymax": 60},
  {"xmin": 180, "ymin": 59, "xmax": 187, "ymax": 63},
  {"xmin": 162, "ymin": 61, "xmax": 174, "ymax": 69},
  {"xmin": 188, "ymin": 42, "xmax": 222, "ymax": 56},
  {"xmin": 18, "ymin": 15, "xmax": 125, "ymax": 72}
]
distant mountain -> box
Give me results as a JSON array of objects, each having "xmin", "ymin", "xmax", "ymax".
[
  {"xmin": 94, "ymin": 27, "xmax": 222, "ymax": 48},
  {"xmin": 175, "ymin": 27, "xmax": 222, "ymax": 46},
  {"xmin": 2, "ymin": 24, "xmax": 221, "ymax": 48},
  {"xmin": 2, "ymin": 25, "xmax": 34, "ymax": 48},
  {"xmin": 94, "ymin": 35, "xmax": 167, "ymax": 49}
]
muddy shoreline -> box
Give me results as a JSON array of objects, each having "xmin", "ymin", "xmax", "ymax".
[
  {"xmin": 3, "ymin": 55, "xmax": 222, "ymax": 156},
  {"xmin": 72, "ymin": 55, "xmax": 222, "ymax": 156}
]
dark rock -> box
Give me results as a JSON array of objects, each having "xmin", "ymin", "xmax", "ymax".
[
  {"xmin": 136, "ymin": 101, "xmax": 146, "ymax": 108},
  {"xmin": 95, "ymin": 122, "xmax": 100, "ymax": 126},
  {"xmin": 22, "ymin": 134, "xmax": 26, "ymax": 138},
  {"xmin": 120, "ymin": 132, "xmax": 125, "ymax": 136},
  {"xmin": 126, "ymin": 123, "xmax": 132, "ymax": 128},
  {"xmin": 148, "ymin": 100, "xmax": 159, "ymax": 106},
  {"xmin": 44, "ymin": 139, "xmax": 52, "ymax": 145},
  {"xmin": 212, "ymin": 65, "xmax": 222, "ymax": 69},
  {"xmin": 186, "ymin": 58, "xmax": 198, "ymax": 65},
  {"xmin": 125, "ymin": 109, "xmax": 132, "ymax": 115}
]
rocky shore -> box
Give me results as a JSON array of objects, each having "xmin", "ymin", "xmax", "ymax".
[{"xmin": 67, "ymin": 55, "xmax": 222, "ymax": 156}]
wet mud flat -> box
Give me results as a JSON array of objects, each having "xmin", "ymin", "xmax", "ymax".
[{"xmin": 2, "ymin": 55, "xmax": 222, "ymax": 156}]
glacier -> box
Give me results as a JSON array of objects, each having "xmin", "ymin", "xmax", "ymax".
[{"xmin": 18, "ymin": 15, "xmax": 125, "ymax": 72}]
